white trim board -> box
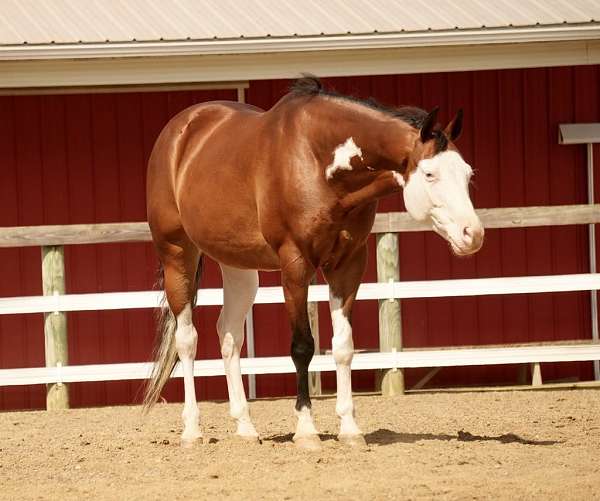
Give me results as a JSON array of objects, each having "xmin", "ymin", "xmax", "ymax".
[
  {"xmin": 0, "ymin": 273, "xmax": 598, "ymax": 315},
  {"xmin": 1, "ymin": 40, "xmax": 599, "ymax": 90},
  {"xmin": 1, "ymin": 344, "xmax": 599, "ymax": 387},
  {"xmin": 3, "ymin": 25, "xmax": 600, "ymax": 61}
]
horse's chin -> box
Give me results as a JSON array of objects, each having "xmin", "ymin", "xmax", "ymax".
[
  {"xmin": 449, "ymin": 241, "xmax": 473, "ymax": 257},
  {"xmin": 433, "ymin": 226, "xmax": 482, "ymax": 257},
  {"xmin": 448, "ymin": 237, "xmax": 483, "ymax": 256}
]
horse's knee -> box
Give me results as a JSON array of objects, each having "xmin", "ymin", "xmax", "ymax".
[
  {"xmin": 291, "ymin": 328, "xmax": 315, "ymax": 368},
  {"xmin": 332, "ymin": 332, "xmax": 353, "ymax": 366},
  {"xmin": 331, "ymin": 301, "xmax": 353, "ymax": 366},
  {"xmin": 332, "ymin": 344, "xmax": 353, "ymax": 367}
]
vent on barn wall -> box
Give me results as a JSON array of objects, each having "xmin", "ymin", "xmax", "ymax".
[{"xmin": 558, "ymin": 123, "xmax": 600, "ymax": 381}]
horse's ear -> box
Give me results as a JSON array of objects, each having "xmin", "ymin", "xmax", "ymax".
[
  {"xmin": 420, "ymin": 106, "xmax": 439, "ymax": 143},
  {"xmin": 445, "ymin": 109, "xmax": 463, "ymax": 141}
]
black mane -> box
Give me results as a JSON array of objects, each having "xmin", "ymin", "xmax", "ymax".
[{"xmin": 290, "ymin": 75, "xmax": 448, "ymax": 151}]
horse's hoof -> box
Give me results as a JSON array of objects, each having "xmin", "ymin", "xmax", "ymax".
[
  {"xmin": 181, "ymin": 435, "xmax": 203, "ymax": 448},
  {"xmin": 338, "ymin": 434, "xmax": 367, "ymax": 447},
  {"xmin": 293, "ymin": 434, "xmax": 322, "ymax": 451}
]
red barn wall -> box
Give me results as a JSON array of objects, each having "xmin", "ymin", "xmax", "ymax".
[{"xmin": 0, "ymin": 66, "xmax": 598, "ymax": 410}]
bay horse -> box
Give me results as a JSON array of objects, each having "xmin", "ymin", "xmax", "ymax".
[{"xmin": 144, "ymin": 76, "xmax": 484, "ymax": 450}]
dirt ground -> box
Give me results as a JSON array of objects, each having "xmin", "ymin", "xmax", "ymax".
[{"xmin": 1, "ymin": 389, "xmax": 600, "ymax": 500}]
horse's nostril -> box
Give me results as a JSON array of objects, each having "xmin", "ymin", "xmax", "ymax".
[{"xmin": 463, "ymin": 226, "xmax": 473, "ymax": 244}]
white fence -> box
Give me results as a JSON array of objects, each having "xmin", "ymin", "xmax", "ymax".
[{"xmin": 0, "ymin": 204, "xmax": 599, "ymax": 406}]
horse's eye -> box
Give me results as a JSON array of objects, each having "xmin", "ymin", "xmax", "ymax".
[{"xmin": 425, "ymin": 172, "xmax": 435, "ymax": 180}]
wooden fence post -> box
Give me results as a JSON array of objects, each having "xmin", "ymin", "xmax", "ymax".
[
  {"xmin": 531, "ymin": 362, "xmax": 543, "ymax": 387},
  {"xmin": 375, "ymin": 232, "xmax": 404, "ymax": 396},
  {"xmin": 42, "ymin": 245, "xmax": 69, "ymax": 410},
  {"xmin": 308, "ymin": 277, "xmax": 322, "ymax": 396}
]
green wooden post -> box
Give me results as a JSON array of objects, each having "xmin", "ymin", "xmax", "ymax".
[
  {"xmin": 42, "ymin": 245, "xmax": 69, "ymax": 410},
  {"xmin": 375, "ymin": 232, "xmax": 404, "ymax": 396}
]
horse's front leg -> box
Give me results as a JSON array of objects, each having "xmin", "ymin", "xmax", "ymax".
[
  {"xmin": 280, "ymin": 245, "xmax": 320, "ymax": 450},
  {"xmin": 324, "ymin": 245, "xmax": 368, "ymax": 447}
]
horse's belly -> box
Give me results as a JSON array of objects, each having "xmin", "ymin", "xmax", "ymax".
[
  {"xmin": 180, "ymin": 207, "xmax": 280, "ymax": 270},
  {"xmin": 196, "ymin": 234, "xmax": 280, "ymax": 271}
]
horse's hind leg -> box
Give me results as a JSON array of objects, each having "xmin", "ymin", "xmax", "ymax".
[
  {"xmin": 217, "ymin": 264, "xmax": 259, "ymax": 440},
  {"xmin": 161, "ymin": 240, "xmax": 203, "ymax": 446}
]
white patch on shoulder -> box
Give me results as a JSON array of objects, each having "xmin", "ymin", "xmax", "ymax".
[
  {"xmin": 325, "ymin": 137, "xmax": 363, "ymax": 180},
  {"xmin": 392, "ymin": 171, "xmax": 405, "ymax": 187}
]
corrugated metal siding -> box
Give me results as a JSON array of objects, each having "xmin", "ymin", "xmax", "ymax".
[
  {"xmin": 0, "ymin": 66, "xmax": 598, "ymax": 410},
  {"xmin": 0, "ymin": 88, "xmax": 237, "ymax": 410},
  {"xmin": 1, "ymin": 0, "xmax": 599, "ymax": 46}
]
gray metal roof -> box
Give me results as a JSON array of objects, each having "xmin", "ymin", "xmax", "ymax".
[{"xmin": 1, "ymin": 0, "xmax": 599, "ymax": 59}]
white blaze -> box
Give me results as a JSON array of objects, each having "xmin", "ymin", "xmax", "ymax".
[
  {"xmin": 403, "ymin": 150, "xmax": 482, "ymax": 255},
  {"xmin": 326, "ymin": 137, "xmax": 363, "ymax": 180}
]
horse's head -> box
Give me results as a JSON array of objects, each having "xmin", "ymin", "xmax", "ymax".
[{"xmin": 402, "ymin": 108, "xmax": 484, "ymax": 256}]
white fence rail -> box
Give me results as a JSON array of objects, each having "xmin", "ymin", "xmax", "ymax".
[
  {"xmin": 1, "ymin": 273, "xmax": 599, "ymax": 314},
  {"xmin": 2, "ymin": 344, "xmax": 600, "ymax": 387}
]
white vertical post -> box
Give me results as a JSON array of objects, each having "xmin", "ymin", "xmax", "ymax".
[
  {"xmin": 237, "ymin": 86, "xmax": 245, "ymax": 104},
  {"xmin": 587, "ymin": 143, "xmax": 599, "ymax": 380},
  {"xmin": 308, "ymin": 277, "xmax": 321, "ymax": 396},
  {"xmin": 245, "ymin": 308, "xmax": 256, "ymax": 399}
]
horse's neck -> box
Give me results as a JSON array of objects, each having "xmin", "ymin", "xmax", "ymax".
[
  {"xmin": 313, "ymin": 100, "xmax": 413, "ymax": 166},
  {"xmin": 310, "ymin": 102, "xmax": 413, "ymax": 211}
]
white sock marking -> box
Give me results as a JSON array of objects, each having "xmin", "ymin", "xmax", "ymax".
[
  {"xmin": 294, "ymin": 405, "xmax": 319, "ymax": 438},
  {"xmin": 175, "ymin": 304, "xmax": 201, "ymax": 441},
  {"xmin": 330, "ymin": 293, "xmax": 362, "ymax": 436},
  {"xmin": 326, "ymin": 137, "xmax": 363, "ymax": 180},
  {"xmin": 218, "ymin": 265, "xmax": 259, "ymax": 438}
]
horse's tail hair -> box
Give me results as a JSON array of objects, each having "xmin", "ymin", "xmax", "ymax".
[{"xmin": 142, "ymin": 257, "xmax": 203, "ymax": 413}]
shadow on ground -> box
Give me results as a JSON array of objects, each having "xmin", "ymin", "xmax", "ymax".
[
  {"xmin": 262, "ymin": 432, "xmax": 337, "ymax": 443},
  {"xmin": 261, "ymin": 429, "xmax": 560, "ymax": 447},
  {"xmin": 364, "ymin": 428, "xmax": 561, "ymax": 446}
]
